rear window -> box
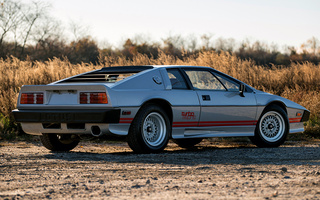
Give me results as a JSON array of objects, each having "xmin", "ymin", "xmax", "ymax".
[
  {"xmin": 58, "ymin": 66, "xmax": 153, "ymax": 84},
  {"xmin": 60, "ymin": 72, "xmax": 137, "ymax": 83}
]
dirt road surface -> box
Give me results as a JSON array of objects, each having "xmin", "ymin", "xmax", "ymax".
[{"xmin": 0, "ymin": 139, "xmax": 320, "ymax": 199}]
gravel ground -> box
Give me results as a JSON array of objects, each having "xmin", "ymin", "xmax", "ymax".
[{"xmin": 0, "ymin": 139, "xmax": 320, "ymax": 200}]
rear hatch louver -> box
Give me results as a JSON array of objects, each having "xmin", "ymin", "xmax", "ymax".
[{"xmin": 58, "ymin": 66, "xmax": 154, "ymax": 83}]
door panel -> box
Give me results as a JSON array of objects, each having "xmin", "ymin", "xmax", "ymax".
[
  {"xmin": 182, "ymin": 68, "xmax": 258, "ymax": 135},
  {"xmin": 196, "ymin": 90, "xmax": 257, "ymax": 131}
]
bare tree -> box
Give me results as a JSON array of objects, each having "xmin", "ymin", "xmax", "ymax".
[
  {"xmin": 200, "ymin": 33, "xmax": 214, "ymax": 50},
  {"xmin": 302, "ymin": 37, "xmax": 320, "ymax": 56},
  {"xmin": 0, "ymin": 0, "xmax": 23, "ymax": 49},
  {"xmin": 215, "ymin": 37, "xmax": 236, "ymax": 52},
  {"xmin": 32, "ymin": 15, "xmax": 63, "ymax": 45},
  {"xmin": 19, "ymin": 1, "xmax": 49, "ymax": 56},
  {"xmin": 69, "ymin": 20, "xmax": 90, "ymax": 41},
  {"xmin": 0, "ymin": 0, "xmax": 52, "ymax": 57},
  {"xmin": 186, "ymin": 34, "xmax": 198, "ymax": 52}
]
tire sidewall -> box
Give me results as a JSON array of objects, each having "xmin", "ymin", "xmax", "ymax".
[
  {"xmin": 255, "ymin": 105, "xmax": 289, "ymax": 147},
  {"xmin": 40, "ymin": 134, "xmax": 80, "ymax": 151},
  {"xmin": 129, "ymin": 104, "xmax": 171, "ymax": 153}
]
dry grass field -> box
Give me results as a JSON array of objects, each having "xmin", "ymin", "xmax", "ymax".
[{"xmin": 1, "ymin": 51, "xmax": 320, "ymax": 137}]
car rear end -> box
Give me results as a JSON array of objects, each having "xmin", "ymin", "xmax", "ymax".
[
  {"xmin": 13, "ymin": 66, "xmax": 155, "ymax": 137},
  {"xmin": 13, "ymin": 84, "xmax": 119, "ymax": 136}
]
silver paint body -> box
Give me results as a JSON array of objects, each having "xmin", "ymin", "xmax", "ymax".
[{"xmin": 16, "ymin": 65, "xmax": 307, "ymax": 138}]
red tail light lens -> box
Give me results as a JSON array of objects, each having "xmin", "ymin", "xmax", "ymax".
[
  {"xmin": 90, "ymin": 93, "xmax": 108, "ymax": 104},
  {"xmin": 80, "ymin": 92, "xmax": 108, "ymax": 104},
  {"xmin": 20, "ymin": 93, "xmax": 44, "ymax": 104},
  {"xmin": 36, "ymin": 93, "xmax": 44, "ymax": 104},
  {"xmin": 80, "ymin": 93, "xmax": 88, "ymax": 104}
]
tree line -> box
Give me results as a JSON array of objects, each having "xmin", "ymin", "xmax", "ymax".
[{"xmin": 1, "ymin": 0, "xmax": 319, "ymax": 66}]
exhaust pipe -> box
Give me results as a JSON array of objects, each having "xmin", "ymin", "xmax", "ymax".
[{"xmin": 91, "ymin": 126, "xmax": 102, "ymax": 137}]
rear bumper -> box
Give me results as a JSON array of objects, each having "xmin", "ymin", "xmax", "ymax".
[{"xmin": 12, "ymin": 109, "xmax": 121, "ymax": 123}]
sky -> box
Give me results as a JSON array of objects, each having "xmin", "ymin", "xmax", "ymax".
[{"xmin": 28, "ymin": 0, "xmax": 320, "ymax": 49}]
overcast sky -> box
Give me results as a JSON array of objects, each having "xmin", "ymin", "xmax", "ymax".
[{"xmin": 33, "ymin": 0, "xmax": 320, "ymax": 48}]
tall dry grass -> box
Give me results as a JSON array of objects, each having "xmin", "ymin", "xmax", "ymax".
[{"xmin": 1, "ymin": 51, "xmax": 320, "ymax": 137}]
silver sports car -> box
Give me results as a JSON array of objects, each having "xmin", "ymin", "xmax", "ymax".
[{"xmin": 13, "ymin": 65, "xmax": 310, "ymax": 153}]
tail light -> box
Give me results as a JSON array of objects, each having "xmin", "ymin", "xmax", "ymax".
[
  {"xmin": 80, "ymin": 92, "xmax": 108, "ymax": 104},
  {"xmin": 20, "ymin": 93, "xmax": 44, "ymax": 104}
]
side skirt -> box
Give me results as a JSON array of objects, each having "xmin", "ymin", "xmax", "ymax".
[{"xmin": 171, "ymin": 126, "xmax": 256, "ymax": 139}]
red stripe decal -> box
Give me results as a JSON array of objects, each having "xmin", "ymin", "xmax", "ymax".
[
  {"xmin": 200, "ymin": 120, "xmax": 257, "ymax": 124},
  {"xmin": 119, "ymin": 118, "xmax": 133, "ymax": 124},
  {"xmin": 289, "ymin": 117, "xmax": 302, "ymax": 123},
  {"xmin": 173, "ymin": 121, "xmax": 198, "ymax": 124},
  {"xmin": 290, "ymin": 117, "xmax": 302, "ymax": 120},
  {"xmin": 172, "ymin": 122, "xmax": 198, "ymax": 127},
  {"xmin": 173, "ymin": 117, "xmax": 302, "ymax": 127},
  {"xmin": 172, "ymin": 120, "xmax": 257, "ymax": 127},
  {"xmin": 198, "ymin": 123, "xmax": 255, "ymax": 127}
]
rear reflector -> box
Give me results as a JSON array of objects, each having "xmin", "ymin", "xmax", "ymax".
[
  {"xmin": 80, "ymin": 92, "xmax": 108, "ymax": 104},
  {"xmin": 20, "ymin": 93, "xmax": 44, "ymax": 104}
]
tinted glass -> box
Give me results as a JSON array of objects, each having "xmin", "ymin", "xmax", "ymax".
[
  {"xmin": 167, "ymin": 69, "xmax": 188, "ymax": 89},
  {"xmin": 214, "ymin": 73, "xmax": 239, "ymax": 91},
  {"xmin": 185, "ymin": 70, "xmax": 226, "ymax": 90}
]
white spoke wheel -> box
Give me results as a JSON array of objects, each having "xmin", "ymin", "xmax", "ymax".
[
  {"xmin": 142, "ymin": 112, "xmax": 166, "ymax": 147},
  {"xmin": 128, "ymin": 104, "xmax": 170, "ymax": 153},
  {"xmin": 250, "ymin": 105, "xmax": 289, "ymax": 147},
  {"xmin": 259, "ymin": 111, "xmax": 285, "ymax": 142}
]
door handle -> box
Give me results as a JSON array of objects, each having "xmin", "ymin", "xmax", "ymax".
[{"xmin": 202, "ymin": 95, "xmax": 211, "ymax": 101}]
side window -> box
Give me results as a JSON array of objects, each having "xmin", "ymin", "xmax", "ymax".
[
  {"xmin": 214, "ymin": 73, "xmax": 239, "ymax": 91},
  {"xmin": 167, "ymin": 69, "xmax": 188, "ymax": 89},
  {"xmin": 184, "ymin": 70, "xmax": 226, "ymax": 90}
]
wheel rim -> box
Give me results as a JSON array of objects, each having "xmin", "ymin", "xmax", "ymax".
[
  {"xmin": 142, "ymin": 112, "xmax": 166, "ymax": 147},
  {"xmin": 259, "ymin": 111, "xmax": 285, "ymax": 142}
]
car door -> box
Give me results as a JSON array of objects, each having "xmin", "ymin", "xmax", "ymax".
[
  {"xmin": 165, "ymin": 68, "xmax": 201, "ymax": 130},
  {"xmin": 183, "ymin": 68, "xmax": 258, "ymax": 135}
]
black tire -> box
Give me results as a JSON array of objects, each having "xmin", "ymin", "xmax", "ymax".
[
  {"xmin": 40, "ymin": 134, "xmax": 80, "ymax": 151},
  {"xmin": 173, "ymin": 138, "xmax": 203, "ymax": 148},
  {"xmin": 127, "ymin": 104, "xmax": 170, "ymax": 153},
  {"xmin": 249, "ymin": 105, "xmax": 289, "ymax": 147}
]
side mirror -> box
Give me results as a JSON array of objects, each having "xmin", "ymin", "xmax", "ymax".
[{"xmin": 239, "ymin": 84, "xmax": 245, "ymax": 97}]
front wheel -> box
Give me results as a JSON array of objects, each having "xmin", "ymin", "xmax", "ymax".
[
  {"xmin": 127, "ymin": 104, "xmax": 170, "ymax": 153},
  {"xmin": 250, "ymin": 105, "xmax": 289, "ymax": 147},
  {"xmin": 40, "ymin": 134, "xmax": 80, "ymax": 151}
]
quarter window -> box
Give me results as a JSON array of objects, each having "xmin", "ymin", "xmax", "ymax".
[{"xmin": 167, "ymin": 69, "xmax": 188, "ymax": 89}]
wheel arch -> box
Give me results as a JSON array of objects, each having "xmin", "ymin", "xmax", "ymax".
[
  {"xmin": 138, "ymin": 98, "xmax": 173, "ymax": 124},
  {"xmin": 127, "ymin": 98, "xmax": 172, "ymax": 153},
  {"xmin": 264, "ymin": 101, "xmax": 287, "ymax": 114}
]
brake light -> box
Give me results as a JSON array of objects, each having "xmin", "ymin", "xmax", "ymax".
[
  {"xmin": 80, "ymin": 92, "xmax": 108, "ymax": 104},
  {"xmin": 20, "ymin": 93, "xmax": 44, "ymax": 104},
  {"xmin": 80, "ymin": 93, "xmax": 88, "ymax": 104}
]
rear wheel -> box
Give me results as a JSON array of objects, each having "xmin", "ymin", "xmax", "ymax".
[
  {"xmin": 40, "ymin": 134, "xmax": 80, "ymax": 151},
  {"xmin": 250, "ymin": 105, "xmax": 289, "ymax": 147},
  {"xmin": 127, "ymin": 104, "xmax": 170, "ymax": 153},
  {"xmin": 173, "ymin": 138, "xmax": 203, "ymax": 148}
]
